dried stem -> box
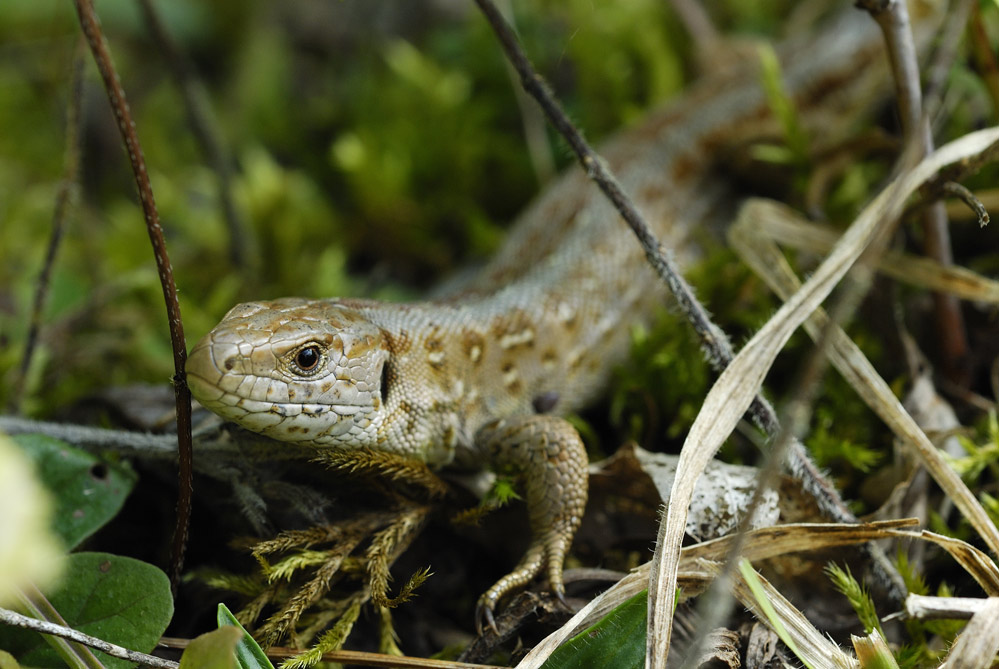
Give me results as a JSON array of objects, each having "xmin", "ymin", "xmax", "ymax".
[
  {"xmin": 859, "ymin": 0, "xmax": 969, "ymax": 384},
  {"xmin": 942, "ymin": 181, "xmax": 990, "ymax": 228},
  {"xmin": 10, "ymin": 39, "xmax": 86, "ymax": 415},
  {"xmin": 923, "ymin": 0, "xmax": 976, "ymax": 118},
  {"xmin": 71, "ymin": 0, "xmax": 193, "ymax": 591}
]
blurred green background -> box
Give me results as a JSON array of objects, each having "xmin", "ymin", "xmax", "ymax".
[{"xmin": 0, "ymin": 0, "xmax": 724, "ymax": 413}]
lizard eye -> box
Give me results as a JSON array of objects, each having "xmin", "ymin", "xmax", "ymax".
[{"xmin": 294, "ymin": 345, "xmax": 321, "ymax": 373}]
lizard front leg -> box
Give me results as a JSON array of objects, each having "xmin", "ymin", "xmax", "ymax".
[{"xmin": 473, "ymin": 414, "xmax": 588, "ymax": 632}]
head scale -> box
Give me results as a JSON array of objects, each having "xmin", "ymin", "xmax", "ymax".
[{"xmin": 186, "ymin": 298, "xmax": 389, "ymax": 447}]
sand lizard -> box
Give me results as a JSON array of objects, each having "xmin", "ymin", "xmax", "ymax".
[{"xmin": 186, "ymin": 4, "xmax": 942, "ymax": 628}]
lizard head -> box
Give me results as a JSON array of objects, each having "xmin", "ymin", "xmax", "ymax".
[{"xmin": 186, "ymin": 298, "xmax": 390, "ymax": 447}]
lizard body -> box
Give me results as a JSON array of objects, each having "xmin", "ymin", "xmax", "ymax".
[{"xmin": 186, "ymin": 5, "xmax": 938, "ymax": 623}]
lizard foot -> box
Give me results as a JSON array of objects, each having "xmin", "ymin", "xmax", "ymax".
[{"xmin": 474, "ymin": 415, "xmax": 588, "ymax": 634}]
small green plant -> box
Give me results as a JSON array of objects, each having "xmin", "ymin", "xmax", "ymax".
[{"xmin": 824, "ymin": 563, "xmax": 883, "ymax": 638}]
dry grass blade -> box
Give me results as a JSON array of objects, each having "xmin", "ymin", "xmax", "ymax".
[
  {"xmin": 730, "ymin": 195, "xmax": 999, "ymax": 568},
  {"xmin": 649, "ymin": 127, "xmax": 999, "ymax": 666},
  {"xmin": 740, "ymin": 199, "xmax": 999, "ymax": 302},
  {"xmin": 519, "ymin": 520, "xmax": 999, "ymax": 668},
  {"xmin": 515, "ymin": 567, "xmax": 648, "ymax": 668},
  {"xmin": 684, "ymin": 518, "xmax": 919, "ymax": 563},
  {"xmin": 888, "ymin": 530, "xmax": 999, "ymax": 595},
  {"xmin": 941, "ymin": 597, "xmax": 999, "ymax": 668},
  {"xmin": 733, "ymin": 561, "xmax": 858, "ymax": 669},
  {"xmin": 267, "ymin": 644, "xmax": 507, "ymax": 669},
  {"xmin": 516, "ymin": 519, "xmax": 915, "ymax": 668}
]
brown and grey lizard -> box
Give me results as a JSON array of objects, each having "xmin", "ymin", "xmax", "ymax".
[{"xmin": 185, "ymin": 3, "xmax": 943, "ymax": 629}]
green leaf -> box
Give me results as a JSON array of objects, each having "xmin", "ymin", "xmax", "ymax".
[
  {"xmin": 541, "ymin": 590, "xmax": 647, "ymax": 669},
  {"xmin": 217, "ymin": 603, "xmax": 275, "ymax": 669},
  {"xmin": 180, "ymin": 627, "xmax": 243, "ymax": 669},
  {"xmin": 11, "ymin": 434, "xmax": 136, "ymax": 549},
  {"xmin": 0, "ymin": 552, "xmax": 173, "ymax": 669}
]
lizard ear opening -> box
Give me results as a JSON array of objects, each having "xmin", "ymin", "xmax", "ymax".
[{"xmin": 380, "ymin": 361, "xmax": 390, "ymax": 405}]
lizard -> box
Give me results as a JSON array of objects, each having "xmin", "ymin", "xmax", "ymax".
[{"xmin": 185, "ymin": 2, "xmax": 944, "ymax": 631}]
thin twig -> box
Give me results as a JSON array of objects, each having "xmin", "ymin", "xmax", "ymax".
[
  {"xmin": 942, "ymin": 181, "xmax": 990, "ymax": 228},
  {"xmin": 0, "ymin": 607, "xmax": 178, "ymax": 669},
  {"xmin": 923, "ymin": 0, "xmax": 975, "ymax": 119},
  {"xmin": 905, "ymin": 594, "xmax": 989, "ymax": 621},
  {"xmin": 71, "ymin": 0, "xmax": 193, "ymax": 593},
  {"xmin": 859, "ymin": 0, "xmax": 969, "ymax": 384},
  {"xmin": 137, "ymin": 0, "xmax": 257, "ymax": 272},
  {"xmin": 10, "ymin": 39, "xmax": 86, "ymax": 415}
]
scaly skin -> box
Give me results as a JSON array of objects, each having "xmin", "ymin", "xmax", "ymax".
[{"xmin": 186, "ymin": 6, "xmax": 940, "ymax": 628}]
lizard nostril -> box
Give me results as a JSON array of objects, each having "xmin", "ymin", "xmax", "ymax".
[{"xmin": 223, "ymin": 357, "xmax": 236, "ymax": 371}]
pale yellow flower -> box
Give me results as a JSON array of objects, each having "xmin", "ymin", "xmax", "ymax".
[{"xmin": 0, "ymin": 433, "xmax": 64, "ymax": 605}]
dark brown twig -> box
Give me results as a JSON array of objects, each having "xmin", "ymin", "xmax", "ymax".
[
  {"xmin": 10, "ymin": 39, "xmax": 86, "ymax": 415},
  {"xmin": 71, "ymin": 0, "xmax": 193, "ymax": 592},
  {"xmin": 942, "ymin": 181, "xmax": 990, "ymax": 228},
  {"xmin": 137, "ymin": 0, "xmax": 257, "ymax": 273},
  {"xmin": 859, "ymin": 0, "xmax": 969, "ymax": 385}
]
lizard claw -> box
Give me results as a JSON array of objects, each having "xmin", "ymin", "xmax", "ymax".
[
  {"xmin": 553, "ymin": 587, "xmax": 570, "ymax": 612},
  {"xmin": 475, "ymin": 597, "xmax": 499, "ymax": 636}
]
